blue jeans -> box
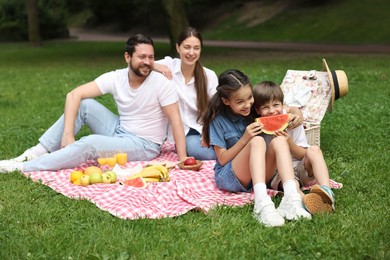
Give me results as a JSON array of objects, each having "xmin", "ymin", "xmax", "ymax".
[
  {"xmin": 23, "ymin": 99, "xmax": 160, "ymax": 171},
  {"xmin": 186, "ymin": 128, "xmax": 216, "ymax": 160}
]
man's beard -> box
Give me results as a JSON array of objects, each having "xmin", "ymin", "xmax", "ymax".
[{"xmin": 130, "ymin": 62, "xmax": 151, "ymax": 77}]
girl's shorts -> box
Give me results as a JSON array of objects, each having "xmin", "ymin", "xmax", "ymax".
[
  {"xmin": 268, "ymin": 158, "xmax": 317, "ymax": 191},
  {"xmin": 214, "ymin": 161, "xmax": 253, "ymax": 193}
]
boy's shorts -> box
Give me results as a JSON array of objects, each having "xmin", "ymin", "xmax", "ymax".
[{"xmin": 268, "ymin": 158, "xmax": 317, "ymax": 191}]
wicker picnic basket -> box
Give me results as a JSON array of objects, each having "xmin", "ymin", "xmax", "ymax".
[{"xmin": 304, "ymin": 125, "xmax": 321, "ymax": 147}]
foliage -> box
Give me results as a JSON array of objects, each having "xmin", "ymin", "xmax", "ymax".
[
  {"xmin": 0, "ymin": 0, "xmax": 68, "ymax": 42},
  {"xmin": 0, "ymin": 41, "xmax": 389, "ymax": 259},
  {"xmin": 204, "ymin": 0, "xmax": 390, "ymax": 44}
]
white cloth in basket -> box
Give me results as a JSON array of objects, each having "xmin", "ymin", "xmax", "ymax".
[{"xmin": 281, "ymin": 70, "xmax": 331, "ymax": 127}]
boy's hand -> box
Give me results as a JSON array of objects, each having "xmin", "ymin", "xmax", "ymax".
[
  {"xmin": 274, "ymin": 130, "xmax": 292, "ymax": 144},
  {"xmin": 287, "ymin": 113, "xmax": 303, "ymax": 129}
]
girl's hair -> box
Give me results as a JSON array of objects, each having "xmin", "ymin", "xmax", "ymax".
[
  {"xmin": 201, "ymin": 69, "xmax": 251, "ymax": 146},
  {"xmin": 252, "ymin": 80, "xmax": 284, "ymax": 110},
  {"xmin": 125, "ymin": 34, "xmax": 154, "ymax": 56},
  {"xmin": 177, "ymin": 27, "xmax": 208, "ymax": 123}
]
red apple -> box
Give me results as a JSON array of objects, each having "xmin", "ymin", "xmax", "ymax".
[{"xmin": 184, "ymin": 157, "xmax": 197, "ymax": 166}]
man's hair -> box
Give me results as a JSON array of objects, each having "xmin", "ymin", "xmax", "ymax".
[{"xmin": 125, "ymin": 34, "xmax": 154, "ymax": 56}]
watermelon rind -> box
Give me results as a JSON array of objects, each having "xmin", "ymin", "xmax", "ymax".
[{"xmin": 256, "ymin": 114, "xmax": 289, "ymax": 135}]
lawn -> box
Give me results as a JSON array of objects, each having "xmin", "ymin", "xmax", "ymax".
[{"xmin": 0, "ymin": 40, "xmax": 389, "ymax": 259}]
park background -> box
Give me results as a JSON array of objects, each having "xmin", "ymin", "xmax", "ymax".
[{"xmin": 0, "ymin": 0, "xmax": 389, "ymax": 259}]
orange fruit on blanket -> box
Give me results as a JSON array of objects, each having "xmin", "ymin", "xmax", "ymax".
[
  {"xmin": 84, "ymin": 166, "xmax": 103, "ymax": 176},
  {"xmin": 73, "ymin": 178, "xmax": 82, "ymax": 186},
  {"xmin": 70, "ymin": 170, "xmax": 84, "ymax": 183}
]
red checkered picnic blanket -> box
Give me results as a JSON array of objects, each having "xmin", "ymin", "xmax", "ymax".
[{"xmin": 22, "ymin": 143, "xmax": 342, "ymax": 220}]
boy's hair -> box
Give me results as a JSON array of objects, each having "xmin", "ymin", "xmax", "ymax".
[
  {"xmin": 125, "ymin": 34, "xmax": 154, "ymax": 56},
  {"xmin": 201, "ymin": 69, "xmax": 251, "ymax": 146},
  {"xmin": 252, "ymin": 80, "xmax": 284, "ymax": 109}
]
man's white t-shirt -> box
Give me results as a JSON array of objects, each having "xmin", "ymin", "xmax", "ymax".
[
  {"xmin": 156, "ymin": 57, "xmax": 218, "ymax": 140},
  {"xmin": 95, "ymin": 68, "xmax": 178, "ymax": 145}
]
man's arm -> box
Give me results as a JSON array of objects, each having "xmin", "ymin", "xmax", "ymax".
[
  {"xmin": 161, "ymin": 102, "xmax": 187, "ymax": 161},
  {"xmin": 62, "ymin": 81, "xmax": 102, "ymax": 147}
]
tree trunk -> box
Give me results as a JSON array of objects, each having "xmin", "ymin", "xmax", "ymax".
[
  {"xmin": 26, "ymin": 0, "xmax": 42, "ymax": 47},
  {"xmin": 161, "ymin": 0, "xmax": 189, "ymax": 55}
]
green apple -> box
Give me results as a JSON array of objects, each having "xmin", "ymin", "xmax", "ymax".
[
  {"xmin": 89, "ymin": 172, "xmax": 103, "ymax": 184},
  {"xmin": 105, "ymin": 171, "xmax": 117, "ymax": 183},
  {"xmin": 101, "ymin": 173, "xmax": 112, "ymax": 184},
  {"xmin": 80, "ymin": 175, "xmax": 90, "ymax": 186}
]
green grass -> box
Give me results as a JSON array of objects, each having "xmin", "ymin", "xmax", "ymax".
[
  {"xmin": 204, "ymin": 0, "xmax": 390, "ymax": 44},
  {"xmin": 0, "ymin": 41, "xmax": 389, "ymax": 259}
]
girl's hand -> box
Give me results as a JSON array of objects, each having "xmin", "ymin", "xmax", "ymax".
[
  {"xmin": 242, "ymin": 122, "xmax": 263, "ymax": 144},
  {"xmin": 287, "ymin": 113, "xmax": 303, "ymax": 129}
]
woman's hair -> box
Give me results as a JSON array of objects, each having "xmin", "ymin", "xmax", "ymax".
[
  {"xmin": 177, "ymin": 27, "xmax": 208, "ymax": 123},
  {"xmin": 125, "ymin": 34, "xmax": 154, "ymax": 56},
  {"xmin": 201, "ymin": 69, "xmax": 251, "ymax": 146},
  {"xmin": 252, "ymin": 80, "xmax": 284, "ymax": 110}
]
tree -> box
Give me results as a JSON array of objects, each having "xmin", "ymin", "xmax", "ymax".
[
  {"xmin": 25, "ymin": 0, "xmax": 41, "ymax": 47},
  {"xmin": 161, "ymin": 0, "xmax": 189, "ymax": 55}
]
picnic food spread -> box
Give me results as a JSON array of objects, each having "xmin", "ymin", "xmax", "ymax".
[
  {"xmin": 256, "ymin": 114, "xmax": 290, "ymax": 135},
  {"xmin": 70, "ymin": 166, "xmax": 117, "ymax": 186}
]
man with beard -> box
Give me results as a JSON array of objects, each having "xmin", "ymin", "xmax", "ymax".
[{"xmin": 0, "ymin": 34, "xmax": 187, "ymax": 173}]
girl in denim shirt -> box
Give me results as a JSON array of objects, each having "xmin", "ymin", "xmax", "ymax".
[{"xmin": 201, "ymin": 69, "xmax": 311, "ymax": 227}]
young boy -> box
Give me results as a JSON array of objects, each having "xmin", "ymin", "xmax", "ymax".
[{"xmin": 252, "ymin": 80, "xmax": 335, "ymax": 214}]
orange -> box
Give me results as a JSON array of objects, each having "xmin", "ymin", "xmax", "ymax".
[
  {"xmin": 84, "ymin": 166, "xmax": 103, "ymax": 176},
  {"xmin": 73, "ymin": 178, "xmax": 82, "ymax": 186},
  {"xmin": 70, "ymin": 170, "xmax": 84, "ymax": 183}
]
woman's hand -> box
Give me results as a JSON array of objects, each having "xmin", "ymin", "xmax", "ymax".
[
  {"xmin": 153, "ymin": 63, "xmax": 172, "ymax": 80},
  {"xmin": 61, "ymin": 132, "xmax": 75, "ymax": 148}
]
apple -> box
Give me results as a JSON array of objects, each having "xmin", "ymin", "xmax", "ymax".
[
  {"xmin": 101, "ymin": 173, "xmax": 112, "ymax": 184},
  {"xmin": 80, "ymin": 174, "xmax": 90, "ymax": 186},
  {"xmin": 89, "ymin": 172, "xmax": 103, "ymax": 184},
  {"xmin": 105, "ymin": 171, "xmax": 117, "ymax": 183},
  {"xmin": 184, "ymin": 157, "xmax": 197, "ymax": 166}
]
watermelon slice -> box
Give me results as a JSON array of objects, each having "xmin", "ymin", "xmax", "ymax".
[
  {"xmin": 121, "ymin": 177, "xmax": 147, "ymax": 187},
  {"xmin": 256, "ymin": 114, "xmax": 290, "ymax": 135}
]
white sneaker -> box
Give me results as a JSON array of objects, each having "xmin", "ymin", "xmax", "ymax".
[
  {"xmin": 277, "ymin": 194, "xmax": 312, "ymax": 220},
  {"xmin": 12, "ymin": 148, "xmax": 47, "ymax": 162},
  {"xmin": 0, "ymin": 160, "xmax": 21, "ymax": 173},
  {"xmin": 254, "ymin": 201, "xmax": 285, "ymax": 227}
]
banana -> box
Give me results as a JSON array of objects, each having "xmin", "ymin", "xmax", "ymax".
[
  {"xmin": 128, "ymin": 168, "xmax": 161, "ymax": 179},
  {"xmin": 143, "ymin": 177, "xmax": 160, "ymax": 182},
  {"xmin": 146, "ymin": 164, "xmax": 168, "ymax": 176}
]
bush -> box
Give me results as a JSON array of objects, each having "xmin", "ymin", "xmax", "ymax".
[{"xmin": 0, "ymin": 0, "xmax": 69, "ymax": 42}]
